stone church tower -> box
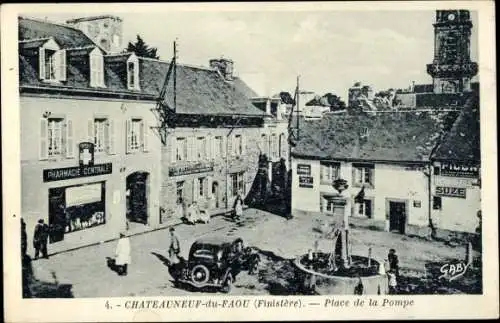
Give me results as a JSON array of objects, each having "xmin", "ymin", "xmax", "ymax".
[
  {"xmin": 66, "ymin": 15, "xmax": 123, "ymax": 54},
  {"xmin": 426, "ymin": 10, "xmax": 478, "ymax": 94}
]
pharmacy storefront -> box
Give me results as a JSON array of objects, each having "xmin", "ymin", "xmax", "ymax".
[{"xmin": 22, "ymin": 144, "xmax": 126, "ymax": 255}]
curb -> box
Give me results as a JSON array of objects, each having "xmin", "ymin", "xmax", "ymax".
[{"xmin": 33, "ymin": 211, "xmax": 233, "ymax": 260}]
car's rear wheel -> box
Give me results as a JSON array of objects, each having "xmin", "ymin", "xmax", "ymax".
[
  {"xmin": 190, "ymin": 264, "xmax": 210, "ymax": 288},
  {"xmin": 221, "ymin": 273, "xmax": 233, "ymax": 293}
]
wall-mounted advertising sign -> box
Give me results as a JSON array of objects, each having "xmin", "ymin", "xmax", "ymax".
[
  {"xmin": 79, "ymin": 142, "xmax": 95, "ymax": 166},
  {"xmin": 435, "ymin": 186, "xmax": 466, "ymax": 199},
  {"xmin": 299, "ymin": 176, "xmax": 314, "ymax": 188},
  {"xmin": 43, "ymin": 163, "xmax": 112, "ymax": 182},
  {"xmin": 297, "ymin": 164, "xmax": 311, "ymax": 175},
  {"xmin": 440, "ymin": 162, "xmax": 479, "ymax": 178},
  {"xmin": 169, "ymin": 162, "xmax": 214, "ymax": 177}
]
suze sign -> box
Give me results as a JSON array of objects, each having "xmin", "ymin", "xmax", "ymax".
[
  {"xmin": 435, "ymin": 186, "xmax": 466, "ymax": 199},
  {"xmin": 297, "ymin": 164, "xmax": 311, "ymax": 175}
]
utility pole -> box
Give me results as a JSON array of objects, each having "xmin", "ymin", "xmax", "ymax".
[
  {"xmin": 173, "ymin": 39, "xmax": 178, "ymax": 114},
  {"xmin": 296, "ymin": 75, "xmax": 300, "ymax": 140}
]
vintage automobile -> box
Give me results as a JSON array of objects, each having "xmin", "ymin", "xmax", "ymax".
[{"xmin": 170, "ymin": 237, "xmax": 251, "ymax": 293}]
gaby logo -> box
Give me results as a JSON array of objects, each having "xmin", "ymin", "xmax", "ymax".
[{"xmin": 438, "ymin": 261, "xmax": 470, "ymax": 281}]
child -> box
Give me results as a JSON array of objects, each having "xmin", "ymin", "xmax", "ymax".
[{"xmin": 387, "ymin": 270, "xmax": 398, "ymax": 294}]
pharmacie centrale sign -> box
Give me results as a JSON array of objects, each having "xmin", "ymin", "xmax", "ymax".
[{"xmin": 43, "ymin": 163, "xmax": 112, "ymax": 182}]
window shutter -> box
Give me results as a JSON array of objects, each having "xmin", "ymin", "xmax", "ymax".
[
  {"xmin": 126, "ymin": 119, "xmax": 132, "ymax": 154},
  {"xmin": 241, "ymin": 134, "xmax": 246, "ymax": 155},
  {"xmin": 193, "ymin": 178, "xmax": 198, "ymax": 202},
  {"xmin": 87, "ymin": 119, "xmax": 94, "ymax": 143},
  {"xmin": 107, "ymin": 119, "xmax": 116, "ymax": 154},
  {"xmin": 206, "ymin": 135, "xmax": 211, "ymax": 160},
  {"xmin": 39, "ymin": 118, "xmax": 48, "ymax": 160},
  {"xmin": 221, "ymin": 136, "xmax": 226, "ymax": 158},
  {"xmin": 39, "ymin": 48, "xmax": 46, "ymax": 80},
  {"xmin": 227, "ymin": 135, "xmax": 233, "ymax": 156},
  {"xmin": 207, "ymin": 177, "xmax": 212, "ymax": 198},
  {"xmin": 171, "ymin": 136, "xmax": 176, "ymax": 163},
  {"xmin": 57, "ymin": 49, "xmax": 66, "ymax": 81},
  {"xmin": 90, "ymin": 55, "xmax": 96, "ymax": 87},
  {"xmin": 142, "ymin": 120, "xmax": 149, "ymax": 152},
  {"xmin": 65, "ymin": 119, "xmax": 74, "ymax": 158}
]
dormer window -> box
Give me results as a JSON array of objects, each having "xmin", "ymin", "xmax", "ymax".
[
  {"xmin": 39, "ymin": 39, "xmax": 66, "ymax": 82},
  {"xmin": 126, "ymin": 54, "xmax": 140, "ymax": 90},
  {"xmin": 89, "ymin": 48, "xmax": 105, "ymax": 87}
]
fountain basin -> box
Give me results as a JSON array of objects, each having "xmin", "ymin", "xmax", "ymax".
[{"xmin": 294, "ymin": 253, "xmax": 389, "ymax": 295}]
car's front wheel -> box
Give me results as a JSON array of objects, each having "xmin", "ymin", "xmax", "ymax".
[{"xmin": 221, "ymin": 273, "xmax": 233, "ymax": 293}]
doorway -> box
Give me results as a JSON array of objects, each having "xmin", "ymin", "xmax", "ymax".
[
  {"xmin": 388, "ymin": 200, "xmax": 407, "ymax": 234},
  {"xmin": 126, "ymin": 172, "xmax": 149, "ymax": 225},
  {"xmin": 212, "ymin": 181, "xmax": 219, "ymax": 208}
]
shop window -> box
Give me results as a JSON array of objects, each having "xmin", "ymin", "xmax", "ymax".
[
  {"xmin": 230, "ymin": 172, "xmax": 245, "ymax": 197},
  {"xmin": 126, "ymin": 118, "xmax": 148, "ymax": 153},
  {"xmin": 433, "ymin": 196, "xmax": 442, "ymax": 210},
  {"xmin": 176, "ymin": 137, "xmax": 187, "ymax": 161},
  {"xmin": 48, "ymin": 182, "xmax": 105, "ymax": 243},
  {"xmin": 321, "ymin": 161, "xmax": 341, "ymax": 184},
  {"xmin": 176, "ymin": 181, "xmax": 184, "ymax": 204},
  {"xmin": 353, "ymin": 163, "xmax": 374, "ymax": 187}
]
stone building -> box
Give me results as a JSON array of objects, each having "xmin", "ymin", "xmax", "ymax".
[
  {"xmin": 290, "ymin": 110, "xmax": 463, "ymax": 236},
  {"xmin": 66, "ymin": 15, "xmax": 123, "ymax": 54},
  {"xmin": 19, "ymin": 17, "xmax": 161, "ymax": 255}
]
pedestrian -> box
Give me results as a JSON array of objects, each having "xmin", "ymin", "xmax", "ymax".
[
  {"xmin": 354, "ymin": 276, "xmax": 364, "ymax": 295},
  {"xmin": 387, "ymin": 270, "xmax": 398, "ymax": 294},
  {"xmin": 388, "ymin": 248, "xmax": 399, "ymax": 277},
  {"xmin": 233, "ymin": 191, "xmax": 244, "ymax": 221},
  {"xmin": 114, "ymin": 232, "xmax": 131, "ymax": 276},
  {"xmin": 168, "ymin": 227, "xmax": 181, "ymax": 263},
  {"xmin": 33, "ymin": 219, "xmax": 49, "ymax": 259},
  {"xmin": 21, "ymin": 218, "xmax": 27, "ymax": 258}
]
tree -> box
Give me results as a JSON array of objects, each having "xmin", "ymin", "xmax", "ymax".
[
  {"xmin": 279, "ymin": 91, "xmax": 295, "ymax": 104},
  {"xmin": 126, "ymin": 35, "xmax": 159, "ymax": 59}
]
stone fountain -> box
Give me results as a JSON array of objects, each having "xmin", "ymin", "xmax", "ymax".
[{"xmin": 294, "ymin": 179, "xmax": 389, "ymax": 295}]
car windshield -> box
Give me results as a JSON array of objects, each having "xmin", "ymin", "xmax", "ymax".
[{"xmin": 192, "ymin": 249, "xmax": 215, "ymax": 260}]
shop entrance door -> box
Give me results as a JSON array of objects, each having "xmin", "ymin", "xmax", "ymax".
[
  {"xmin": 126, "ymin": 172, "xmax": 149, "ymax": 225},
  {"xmin": 389, "ymin": 201, "xmax": 407, "ymax": 234},
  {"xmin": 48, "ymin": 187, "xmax": 66, "ymax": 243}
]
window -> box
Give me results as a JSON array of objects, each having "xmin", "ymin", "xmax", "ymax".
[
  {"xmin": 261, "ymin": 134, "xmax": 268, "ymax": 155},
  {"xmin": 176, "ymin": 181, "xmax": 184, "ymax": 204},
  {"xmin": 270, "ymin": 134, "xmax": 278, "ymax": 158},
  {"xmin": 433, "ymin": 196, "xmax": 442, "ymax": 210},
  {"xmin": 198, "ymin": 177, "xmax": 205, "ymax": 198},
  {"xmin": 127, "ymin": 61, "xmax": 137, "ymax": 89},
  {"xmin": 213, "ymin": 136, "xmax": 222, "ymax": 158},
  {"xmin": 433, "ymin": 166, "xmax": 441, "ymax": 176},
  {"xmin": 234, "ymin": 135, "xmax": 243, "ymax": 156},
  {"xmin": 39, "ymin": 47, "xmax": 66, "ymax": 82},
  {"xmin": 353, "ymin": 164, "xmax": 374, "ymax": 186},
  {"xmin": 325, "ymin": 199, "xmax": 334, "ymax": 212},
  {"xmin": 197, "ymin": 137, "xmax": 206, "ymax": 159},
  {"xmin": 44, "ymin": 49, "xmax": 57, "ymax": 80},
  {"xmin": 113, "ymin": 34, "xmax": 121, "ymax": 46},
  {"xmin": 93, "ymin": 118, "xmax": 106, "ymax": 153},
  {"xmin": 126, "ymin": 118, "xmax": 148, "ymax": 153},
  {"xmin": 230, "ymin": 172, "xmax": 245, "ymax": 197},
  {"xmin": 356, "ymin": 199, "xmax": 373, "ymax": 218},
  {"xmin": 48, "ymin": 118, "xmax": 64, "ymax": 157},
  {"xmin": 321, "ymin": 162, "xmax": 341, "ymax": 183},
  {"xmin": 279, "ymin": 133, "xmax": 286, "ymax": 158},
  {"xmin": 176, "ymin": 137, "xmax": 187, "ymax": 161},
  {"xmin": 90, "ymin": 52, "xmax": 104, "ymax": 87}
]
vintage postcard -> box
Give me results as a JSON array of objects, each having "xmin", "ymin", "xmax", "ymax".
[{"xmin": 2, "ymin": 1, "xmax": 498, "ymax": 322}]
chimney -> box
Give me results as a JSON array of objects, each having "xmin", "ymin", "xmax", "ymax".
[{"xmin": 209, "ymin": 57, "xmax": 234, "ymax": 81}]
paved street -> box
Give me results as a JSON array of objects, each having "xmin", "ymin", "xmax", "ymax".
[{"xmin": 29, "ymin": 208, "xmax": 469, "ymax": 297}]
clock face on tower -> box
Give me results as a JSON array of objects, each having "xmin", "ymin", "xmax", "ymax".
[{"xmin": 447, "ymin": 13, "xmax": 455, "ymax": 21}]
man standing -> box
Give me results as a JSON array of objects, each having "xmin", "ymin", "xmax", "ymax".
[
  {"xmin": 115, "ymin": 232, "xmax": 131, "ymax": 276},
  {"xmin": 21, "ymin": 218, "xmax": 27, "ymax": 258},
  {"xmin": 168, "ymin": 227, "xmax": 181, "ymax": 263},
  {"xmin": 388, "ymin": 248, "xmax": 399, "ymax": 278},
  {"xmin": 33, "ymin": 219, "xmax": 49, "ymax": 259}
]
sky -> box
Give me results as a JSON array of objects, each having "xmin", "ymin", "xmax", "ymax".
[{"xmin": 30, "ymin": 10, "xmax": 478, "ymax": 100}]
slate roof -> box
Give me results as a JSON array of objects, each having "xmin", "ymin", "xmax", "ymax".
[
  {"xmin": 431, "ymin": 95, "xmax": 480, "ymax": 162},
  {"xmin": 138, "ymin": 58, "xmax": 265, "ymax": 116},
  {"xmin": 19, "ymin": 17, "xmax": 97, "ymax": 49},
  {"xmin": 292, "ymin": 111, "xmax": 460, "ymax": 162},
  {"xmin": 18, "ymin": 17, "xmax": 267, "ymax": 117}
]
